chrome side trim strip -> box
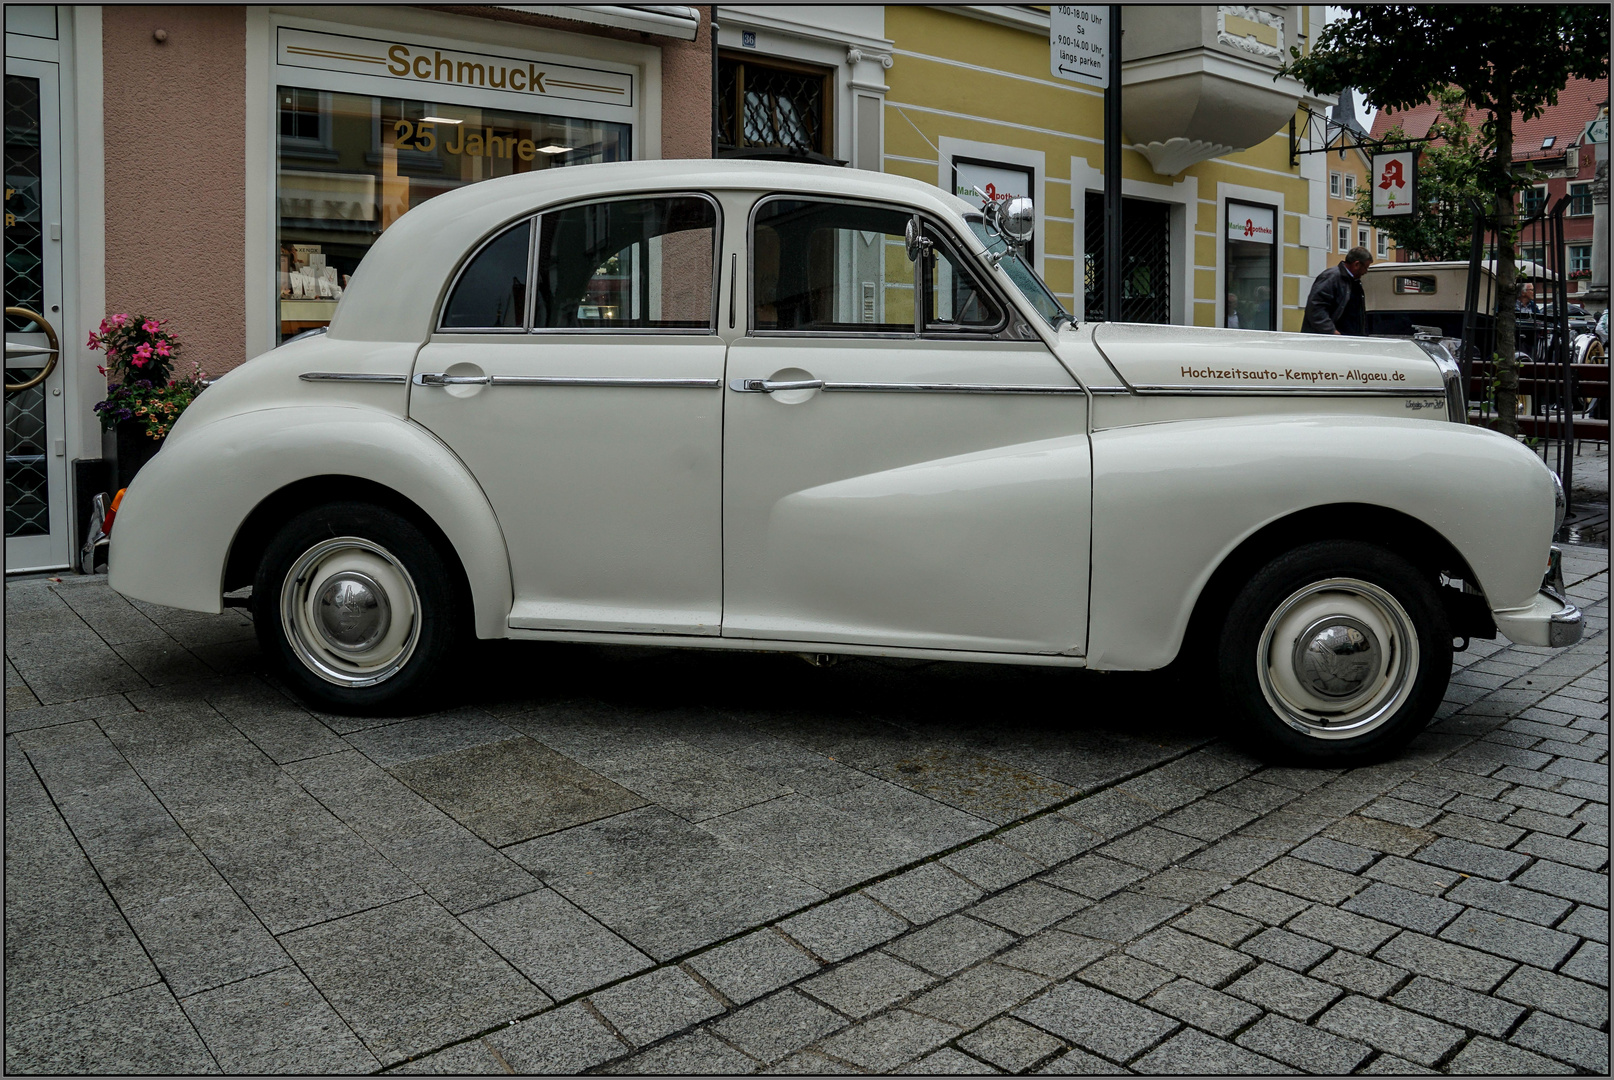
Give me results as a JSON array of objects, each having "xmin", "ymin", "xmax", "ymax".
[
  {"xmin": 494, "ymin": 376, "xmax": 721, "ymax": 388},
  {"xmin": 727, "ymin": 379, "xmax": 1085, "ymax": 395},
  {"xmin": 1126, "ymin": 384, "xmax": 1448, "ymax": 396},
  {"xmin": 414, "ymin": 372, "xmax": 719, "ymax": 389},
  {"xmin": 825, "ymin": 381, "xmax": 1085, "ymax": 395},
  {"xmin": 300, "ymin": 372, "xmax": 409, "ymax": 384}
]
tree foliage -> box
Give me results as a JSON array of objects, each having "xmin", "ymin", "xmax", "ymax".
[
  {"xmin": 1348, "ymin": 89, "xmax": 1488, "ymax": 262},
  {"xmin": 1283, "ymin": 5, "xmax": 1610, "ymax": 437}
]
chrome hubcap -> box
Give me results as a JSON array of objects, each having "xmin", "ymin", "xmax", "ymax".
[
  {"xmin": 1294, "ymin": 617, "xmax": 1382, "ymax": 699},
  {"xmin": 314, "ymin": 572, "xmax": 391, "ymax": 654},
  {"xmin": 280, "ymin": 537, "xmax": 420, "ymax": 687},
  {"xmin": 1257, "ymin": 577, "xmax": 1418, "ymax": 740}
]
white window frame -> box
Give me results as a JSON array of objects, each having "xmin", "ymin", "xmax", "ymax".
[
  {"xmin": 1343, "ymin": 173, "xmax": 1356, "ymax": 198},
  {"xmin": 1569, "ymin": 244, "xmax": 1592, "ymax": 274},
  {"xmin": 1569, "ymin": 182, "xmax": 1593, "ymax": 217},
  {"xmin": 1325, "ymin": 216, "xmax": 1333, "ymax": 251},
  {"xmin": 1329, "ymin": 172, "xmax": 1341, "ymax": 198},
  {"xmin": 1376, "ymin": 229, "xmax": 1387, "ymax": 259},
  {"xmin": 1358, "ymin": 223, "xmax": 1369, "ymax": 249},
  {"xmin": 1338, "ymin": 220, "xmax": 1350, "ymax": 252}
]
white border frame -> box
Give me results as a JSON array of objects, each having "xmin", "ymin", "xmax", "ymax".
[
  {"xmin": 1071, "ymin": 156, "xmax": 1196, "ymax": 325},
  {"xmin": 1215, "ymin": 180, "xmax": 1286, "ymax": 331},
  {"xmin": 940, "ymin": 137, "xmax": 1045, "ymax": 277}
]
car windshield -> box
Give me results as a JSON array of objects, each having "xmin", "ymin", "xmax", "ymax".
[{"xmin": 965, "ymin": 216, "xmax": 1071, "ymax": 329}]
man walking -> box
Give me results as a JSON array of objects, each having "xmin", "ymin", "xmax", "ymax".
[{"xmin": 1303, "ymin": 246, "xmax": 1372, "ymax": 335}]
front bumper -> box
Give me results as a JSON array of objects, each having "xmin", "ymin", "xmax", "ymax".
[{"xmin": 1491, "ymin": 547, "xmax": 1584, "ymax": 648}]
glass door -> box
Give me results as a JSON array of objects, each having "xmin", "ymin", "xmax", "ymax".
[{"xmin": 5, "ymin": 58, "xmax": 69, "ymax": 572}]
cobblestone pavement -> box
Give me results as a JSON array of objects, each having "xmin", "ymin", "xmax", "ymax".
[{"xmin": 4, "ymin": 546, "xmax": 1607, "ymax": 1075}]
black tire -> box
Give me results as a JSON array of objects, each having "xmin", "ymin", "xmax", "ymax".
[
  {"xmin": 1218, "ymin": 540, "xmax": 1451, "ymax": 765},
  {"xmin": 254, "ymin": 501, "xmax": 463, "ymax": 714}
]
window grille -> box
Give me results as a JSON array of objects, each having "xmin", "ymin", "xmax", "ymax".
[
  {"xmin": 718, "ymin": 54, "xmax": 830, "ymax": 157},
  {"xmin": 1084, "ymin": 194, "xmax": 1171, "ymax": 323}
]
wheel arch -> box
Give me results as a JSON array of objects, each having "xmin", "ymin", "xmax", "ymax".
[
  {"xmin": 1181, "ymin": 502, "xmax": 1494, "ymax": 668},
  {"xmin": 225, "ymin": 475, "xmax": 474, "ymax": 619}
]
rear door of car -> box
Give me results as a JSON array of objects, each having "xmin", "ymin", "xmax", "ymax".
[
  {"xmin": 409, "ymin": 193, "xmax": 726, "ymax": 635},
  {"xmin": 720, "ymin": 195, "xmax": 1092, "ymax": 656}
]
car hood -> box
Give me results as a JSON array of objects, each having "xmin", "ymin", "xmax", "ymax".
[{"xmin": 1090, "ymin": 323, "xmax": 1444, "ymax": 393}]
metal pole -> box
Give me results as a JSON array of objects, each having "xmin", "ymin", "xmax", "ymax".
[
  {"xmin": 1554, "ymin": 197, "xmax": 1574, "ymax": 512},
  {"xmin": 1103, "ymin": 5, "xmax": 1122, "ymax": 322}
]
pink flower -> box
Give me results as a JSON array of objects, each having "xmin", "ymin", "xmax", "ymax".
[
  {"xmin": 97, "ymin": 318, "xmax": 110, "ymax": 333},
  {"xmin": 131, "ymin": 356, "xmax": 147, "ymax": 368},
  {"xmin": 155, "ymin": 342, "xmax": 172, "ymax": 357},
  {"xmin": 110, "ymin": 313, "xmax": 128, "ymax": 327},
  {"xmin": 87, "ymin": 334, "xmax": 100, "ymax": 350},
  {"xmin": 141, "ymin": 319, "xmax": 160, "ymax": 333}
]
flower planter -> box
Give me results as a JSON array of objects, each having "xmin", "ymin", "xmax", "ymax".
[{"xmin": 115, "ymin": 419, "xmax": 163, "ymax": 491}]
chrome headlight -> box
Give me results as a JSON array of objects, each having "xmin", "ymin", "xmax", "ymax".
[{"xmin": 1413, "ymin": 337, "xmax": 1467, "ymax": 424}]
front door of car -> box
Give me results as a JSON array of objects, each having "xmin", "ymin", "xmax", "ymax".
[
  {"xmin": 409, "ymin": 194, "xmax": 726, "ymax": 634},
  {"xmin": 722, "ymin": 197, "xmax": 1092, "ymax": 656}
]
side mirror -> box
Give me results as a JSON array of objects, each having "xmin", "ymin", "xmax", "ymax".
[
  {"xmin": 1000, "ymin": 197, "xmax": 1035, "ymax": 247},
  {"xmin": 904, "ymin": 215, "xmax": 932, "ymax": 263}
]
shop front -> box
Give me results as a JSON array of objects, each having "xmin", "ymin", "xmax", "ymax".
[{"xmin": 266, "ymin": 15, "xmax": 653, "ymax": 345}]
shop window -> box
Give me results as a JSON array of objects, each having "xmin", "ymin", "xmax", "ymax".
[
  {"xmin": 717, "ymin": 53, "xmax": 831, "ymax": 157},
  {"xmin": 441, "ymin": 220, "xmax": 530, "ymax": 330},
  {"xmin": 1569, "ymin": 182, "xmax": 1592, "ymax": 216},
  {"xmin": 751, "ymin": 199, "xmax": 916, "ymax": 332},
  {"xmin": 1225, "ymin": 200, "xmax": 1276, "ymax": 331},
  {"xmin": 1083, "ymin": 194, "xmax": 1171, "ymax": 323},
  {"xmin": 532, "ymin": 196, "xmax": 717, "ymax": 331},
  {"xmin": 275, "ymin": 85, "xmax": 630, "ymax": 342}
]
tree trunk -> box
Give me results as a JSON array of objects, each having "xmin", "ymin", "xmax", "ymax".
[{"xmin": 1493, "ymin": 85, "xmax": 1519, "ymax": 438}]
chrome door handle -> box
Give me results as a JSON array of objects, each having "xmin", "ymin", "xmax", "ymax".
[
  {"xmin": 729, "ymin": 377, "xmax": 825, "ymax": 393},
  {"xmin": 414, "ymin": 372, "xmax": 492, "ymax": 386}
]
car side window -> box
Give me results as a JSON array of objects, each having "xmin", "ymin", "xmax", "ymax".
[
  {"xmin": 926, "ymin": 237, "xmax": 1004, "ymax": 331},
  {"xmin": 752, "ymin": 199, "xmax": 916, "ymax": 333},
  {"xmin": 441, "ymin": 219, "xmax": 531, "ymax": 330},
  {"xmin": 532, "ymin": 196, "xmax": 717, "ymax": 331}
]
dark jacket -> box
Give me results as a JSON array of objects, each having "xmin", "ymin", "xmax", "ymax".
[{"xmin": 1303, "ymin": 262, "xmax": 1366, "ymax": 335}]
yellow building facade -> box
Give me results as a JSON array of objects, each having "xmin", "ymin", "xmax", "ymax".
[
  {"xmin": 716, "ymin": 4, "xmax": 1337, "ymax": 333},
  {"xmin": 1324, "ymin": 145, "xmax": 1398, "ymax": 265}
]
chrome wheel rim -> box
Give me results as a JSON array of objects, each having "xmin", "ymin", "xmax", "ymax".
[
  {"xmin": 280, "ymin": 536, "xmax": 420, "ymax": 687},
  {"xmin": 1257, "ymin": 577, "xmax": 1418, "ymax": 740}
]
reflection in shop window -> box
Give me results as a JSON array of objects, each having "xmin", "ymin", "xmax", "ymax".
[
  {"xmin": 275, "ymin": 85, "xmax": 630, "ymax": 342},
  {"xmin": 1225, "ymin": 200, "xmax": 1276, "ymax": 331}
]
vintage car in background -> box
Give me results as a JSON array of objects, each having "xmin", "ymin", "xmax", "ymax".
[{"xmin": 108, "ymin": 162, "xmax": 1580, "ymax": 764}]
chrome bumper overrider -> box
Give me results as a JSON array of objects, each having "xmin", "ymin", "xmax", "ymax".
[{"xmin": 1492, "ymin": 546, "xmax": 1584, "ymax": 649}]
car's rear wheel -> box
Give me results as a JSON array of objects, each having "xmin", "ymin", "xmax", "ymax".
[
  {"xmin": 255, "ymin": 502, "xmax": 461, "ymax": 713},
  {"xmin": 1218, "ymin": 540, "xmax": 1451, "ymax": 765}
]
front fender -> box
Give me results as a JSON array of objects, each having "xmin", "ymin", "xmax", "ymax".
[
  {"xmin": 108, "ymin": 406, "xmax": 513, "ymax": 638},
  {"xmin": 1087, "ymin": 415, "xmax": 1555, "ymax": 670}
]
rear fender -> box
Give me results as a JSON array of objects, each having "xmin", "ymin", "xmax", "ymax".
[{"xmin": 107, "ymin": 407, "xmax": 513, "ymax": 638}]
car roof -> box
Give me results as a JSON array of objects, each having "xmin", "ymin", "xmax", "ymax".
[{"xmin": 328, "ymin": 160, "xmax": 978, "ymax": 343}]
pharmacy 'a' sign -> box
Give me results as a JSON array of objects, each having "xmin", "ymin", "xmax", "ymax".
[{"xmin": 1371, "ymin": 151, "xmax": 1417, "ymax": 219}]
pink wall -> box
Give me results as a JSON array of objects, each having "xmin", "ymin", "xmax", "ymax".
[{"xmin": 103, "ymin": 6, "xmax": 247, "ymax": 373}]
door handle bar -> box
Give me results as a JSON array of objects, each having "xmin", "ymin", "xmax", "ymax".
[
  {"xmin": 730, "ymin": 377, "xmax": 826, "ymax": 393},
  {"xmin": 415, "ymin": 372, "xmax": 492, "ymax": 386},
  {"xmin": 5, "ymin": 307, "xmax": 60, "ymax": 393}
]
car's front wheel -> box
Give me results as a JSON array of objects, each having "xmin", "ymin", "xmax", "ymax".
[
  {"xmin": 254, "ymin": 502, "xmax": 461, "ymax": 713},
  {"xmin": 1219, "ymin": 540, "xmax": 1452, "ymax": 765}
]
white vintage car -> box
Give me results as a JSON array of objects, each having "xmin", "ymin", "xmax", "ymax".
[{"xmin": 108, "ymin": 161, "xmax": 1581, "ymax": 763}]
